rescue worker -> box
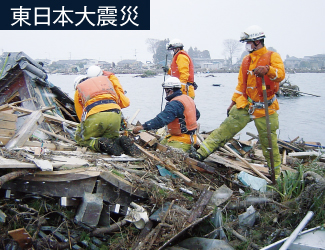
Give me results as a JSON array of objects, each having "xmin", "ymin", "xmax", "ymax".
[
  {"xmin": 132, "ymin": 77, "xmax": 200, "ymax": 152},
  {"xmin": 162, "ymin": 39, "xmax": 197, "ymax": 99},
  {"xmin": 74, "ymin": 65, "xmax": 137, "ymax": 156},
  {"xmin": 189, "ymin": 25, "xmax": 285, "ymax": 179}
]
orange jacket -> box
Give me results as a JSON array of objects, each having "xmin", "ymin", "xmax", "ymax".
[
  {"xmin": 167, "ymin": 95, "xmax": 197, "ymax": 136},
  {"xmin": 74, "ymin": 74, "xmax": 130, "ymax": 121},
  {"xmin": 232, "ymin": 47, "xmax": 285, "ymax": 118},
  {"xmin": 169, "ymin": 50, "xmax": 195, "ymax": 98}
]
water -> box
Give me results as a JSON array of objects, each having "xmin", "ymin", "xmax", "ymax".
[{"xmin": 48, "ymin": 73, "xmax": 325, "ymax": 145}]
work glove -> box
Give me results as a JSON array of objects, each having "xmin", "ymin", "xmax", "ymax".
[
  {"xmin": 189, "ymin": 150, "xmax": 205, "ymax": 162},
  {"xmin": 253, "ymin": 65, "xmax": 270, "ymax": 77},
  {"xmin": 132, "ymin": 125, "xmax": 144, "ymax": 134},
  {"xmin": 162, "ymin": 66, "xmax": 169, "ymax": 73}
]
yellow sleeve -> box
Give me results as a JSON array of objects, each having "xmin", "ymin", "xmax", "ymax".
[
  {"xmin": 267, "ymin": 52, "xmax": 285, "ymax": 82},
  {"xmin": 109, "ymin": 75, "xmax": 130, "ymax": 109},
  {"xmin": 232, "ymin": 63, "xmax": 245, "ymax": 102},
  {"xmin": 176, "ymin": 54, "xmax": 190, "ymax": 83},
  {"xmin": 74, "ymin": 90, "xmax": 83, "ymax": 122}
]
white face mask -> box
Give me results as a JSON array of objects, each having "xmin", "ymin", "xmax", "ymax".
[{"xmin": 245, "ymin": 43, "xmax": 254, "ymax": 52}]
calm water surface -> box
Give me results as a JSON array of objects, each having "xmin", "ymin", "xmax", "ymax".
[{"xmin": 48, "ymin": 73, "xmax": 325, "ymax": 145}]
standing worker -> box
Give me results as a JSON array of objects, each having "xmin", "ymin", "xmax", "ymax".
[
  {"xmin": 189, "ymin": 25, "xmax": 285, "ymax": 179},
  {"xmin": 74, "ymin": 65, "xmax": 137, "ymax": 156},
  {"xmin": 162, "ymin": 39, "xmax": 197, "ymax": 99},
  {"xmin": 133, "ymin": 77, "xmax": 200, "ymax": 152}
]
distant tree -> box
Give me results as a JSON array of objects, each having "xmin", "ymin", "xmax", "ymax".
[
  {"xmin": 152, "ymin": 39, "xmax": 172, "ymax": 65},
  {"xmin": 239, "ymin": 50, "xmax": 249, "ymax": 62},
  {"xmin": 201, "ymin": 50, "xmax": 211, "ymax": 59},
  {"xmin": 187, "ymin": 47, "xmax": 210, "ymax": 59},
  {"xmin": 146, "ymin": 38, "xmax": 160, "ymax": 55},
  {"xmin": 112, "ymin": 62, "xmax": 116, "ymax": 68},
  {"xmin": 223, "ymin": 39, "xmax": 242, "ymax": 65},
  {"xmin": 267, "ymin": 47, "xmax": 277, "ymax": 52},
  {"xmin": 188, "ymin": 47, "xmax": 194, "ymax": 58}
]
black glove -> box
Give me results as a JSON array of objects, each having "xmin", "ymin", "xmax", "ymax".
[{"xmin": 162, "ymin": 66, "xmax": 169, "ymax": 73}]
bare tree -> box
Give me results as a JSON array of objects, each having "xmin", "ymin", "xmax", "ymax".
[
  {"xmin": 146, "ymin": 38, "xmax": 160, "ymax": 55},
  {"xmin": 223, "ymin": 39, "xmax": 242, "ymax": 65}
]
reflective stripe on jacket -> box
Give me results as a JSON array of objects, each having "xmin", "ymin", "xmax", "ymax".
[
  {"xmin": 232, "ymin": 47, "xmax": 285, "ymax": 118},
  {"xmin": 167, "ymin": 94, "xmax": 197, "ymax": 135}
]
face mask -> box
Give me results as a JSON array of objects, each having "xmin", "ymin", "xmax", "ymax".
[{"xmin": 245, "ymin": 43, "xmax": 253, "ymax": 52}]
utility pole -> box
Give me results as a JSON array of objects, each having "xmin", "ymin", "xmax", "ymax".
[{"xmin": 135, "ymin": 49, "xmax": 137, "ymax": 60}]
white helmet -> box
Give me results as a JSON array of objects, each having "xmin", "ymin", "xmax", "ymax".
[
  {"xmin": 240, "ymin": 25, "xmax": 265, "ymax": 42},
  {"xmin": 162, "ymin": 77, "xmax": 182, "ymax": 89},
  {"xmin": 87, "ymin": 65, "xmax": 102, "ymax": 77},
  {"xmin": 166, "ymin": 39, "xmax": 184, "ymax": 50},
  {"xmin": 74, "ymin": 75, "xmax": 88, "ymax": 90}
]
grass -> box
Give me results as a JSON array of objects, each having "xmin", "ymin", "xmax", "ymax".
[{"xmin": 267, "ymin": 164, "xmax": 305, "ymax": 202}]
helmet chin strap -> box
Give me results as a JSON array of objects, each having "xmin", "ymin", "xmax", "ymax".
[{"xmin": 173, "ymin": 48, "xmax": 180, "ymax": 56}]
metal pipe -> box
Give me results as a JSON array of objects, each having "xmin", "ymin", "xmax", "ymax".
[
  {"xmin": 161, "ymin": 54, "xmax": 168, "ymax": 111},
  {"xmin": 261, "ymin": 76, "xmax": 276, "ymax": 183},
  {"xmin": 279, "ymin": 211, "xmax": 314, "ymax": 250}
]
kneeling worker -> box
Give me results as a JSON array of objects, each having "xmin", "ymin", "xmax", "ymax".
[
  {"xmin": 133, "ymin": 77, "xmax": 200, "ymax": 152},
  {"xmin": 74, "ymin": 65, "xmax": 136, "ymax": 156}
]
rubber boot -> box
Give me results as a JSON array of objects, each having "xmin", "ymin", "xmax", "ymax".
[
  {"xmin": 98, "ymin": 137, "xmax": 123, "ymax": 156},
  {"xmin": 118, "ymin": 136, "xmax": 141, "ymax": 157}
]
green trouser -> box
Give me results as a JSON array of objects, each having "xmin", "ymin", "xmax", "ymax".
[
  {"xmin": 75, "ymin": 111, "xmax": 121, "ymax": 151},
  {"xmin": 160, "ymin": 138, "xmax": 192, "ymax": 152},
  {"xmin": 198, "ymin": 105, "xmax": 281, "ymax": 176}
]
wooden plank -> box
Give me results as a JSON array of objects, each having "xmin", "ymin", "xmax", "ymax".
[
  {"xmin": 9, "ymin": 105, "xmax": 79, "ymax": 127},
  {"xmin": 0, "ymin": 120, "xmax": 16, "ymax": 130},
  {"xmin": 23, "ymin": 140, "xmax": 77, "ymax": 151},
  {"xmin": 0, "ymin": 128, "xmax": 15, "ymax": 137},
  {"xmin": 188, "ymin": 188, "xmax": 213, "ymax": 223},
  {"xmin": 185, "ymin": 157, "xmax": 216, "ymax": 174},
  {"xmin": 2, "ymin": 176, "xmax": 98, "ymax": 197},
  {"xmin": 5, "ymin": 111, "xmax": 44, "ymax": 149},
  {"xmin": 246, "ymin": 132, "xmax": 303, "ymax": 152},
  {"xmin": 100, "ymin": 171, "xmax": 148, "ymax": 198},
  {"xmin": 0, "ymin": 112, "xmax": 17, "ymax": 122},
  {"xmin": 128, "ymin": 109, "xmax": 140, "ymax": 125},
  {"xmin": 139, "ymin": 131, "xmax": 158, "ymax": 146},
  {"xmin": 0, "ymin": 156, "xmax": 37, "ymax": 169},
  {"xmin": 38, "ymin": 128, "xmax": 76, "ymax": 145},
  {"xmin": 207, "ymin": 153, "xmax": 256, "ymax": 176},
  {"xmin": 282, "ymin": 149, "xmax": 287, "ymax": 165},
  {"xmin": 8, "ymin": 228, "xmax": 32, "ymax": 249},
  {"xmin": 0, "ymin": 136, "xmax": 11, "ymax": 146},
  {"xmin": 224, "ymin": 144, "xmax": 272, "ymax": 184},
  {"xmin": 288, "ymin": 151, "xmax": 325, "ymax": 160}
]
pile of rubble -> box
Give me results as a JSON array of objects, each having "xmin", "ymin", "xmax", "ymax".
[
  {"xmin": 1, "ymin": 52, "xmax": 325, "ymax": 249},
  {"xmin": 1, "ymin": 101, "xmax": 325, "ymax": 249}
]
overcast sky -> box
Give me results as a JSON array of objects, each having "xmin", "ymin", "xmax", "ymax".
[{"xmin": 2, "ymin": 0, "xmax": 325, "ymax": 63}]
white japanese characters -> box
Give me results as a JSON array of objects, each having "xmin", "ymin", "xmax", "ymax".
[{"xmin": 11, "ymin": 5, "xmax": 139, "ymax": 27}]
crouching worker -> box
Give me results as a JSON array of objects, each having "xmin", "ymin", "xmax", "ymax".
[
  {"xmin": 74, "ymin": 65, "xmax": 137, "ymax": 156},
  {"xmin": 132, "ymin": 77, "xmax": 200, "ymax": 152}
]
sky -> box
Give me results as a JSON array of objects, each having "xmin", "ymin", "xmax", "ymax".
[{"xmin": 1, "ymin": 0, "xmax": 325, "ymax": 63}]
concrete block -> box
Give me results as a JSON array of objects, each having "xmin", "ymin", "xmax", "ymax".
[{"xmin": 75, "ymin": 192, "xmax": 103, "ymax": 227}]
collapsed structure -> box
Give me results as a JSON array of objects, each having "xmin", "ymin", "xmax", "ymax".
[{"xmin": 0, "ymin": 52, "xmax": 324, "ymax": 250}]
